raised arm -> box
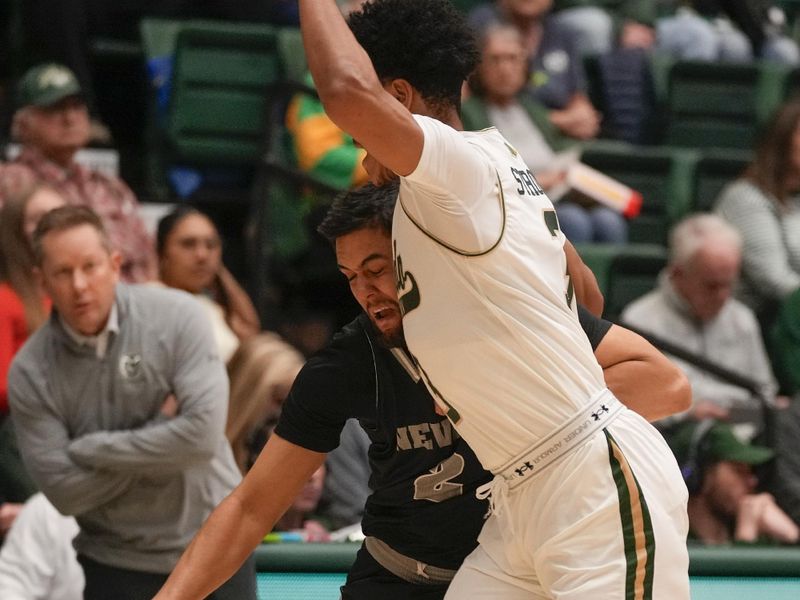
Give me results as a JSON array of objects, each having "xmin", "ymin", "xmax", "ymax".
[
  {"xmin": 597, "ymin": 323, "xmax": 691, "ymax": 421},
  {"xmin": 299, "ymin": 0, "xmax": 423, "ymax": 177},
  {"xmin": 154, "ymin": 434, "xmax": 326, "ymax": 600},
  {"xmin": 68, "ymin": 300, "xmax": 229, "ymax": 475}
]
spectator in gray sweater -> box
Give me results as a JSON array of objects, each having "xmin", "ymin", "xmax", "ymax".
[{"xmin": 7, "ymin": 206, "xmax": 256, "ymax": 600}]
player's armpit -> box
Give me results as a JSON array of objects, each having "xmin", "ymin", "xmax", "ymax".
[
  {"xmin": 565, "ymin": 240, "xmax": 603, "ymax": 316},
  {"xmin": 596, "ymin": 324, "xmax": 691, "ymax": 422}
]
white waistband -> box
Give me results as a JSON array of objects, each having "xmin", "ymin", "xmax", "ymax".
[{"xmin": 496, "ymin": 388, "xmax": 623, "ymax": 490}]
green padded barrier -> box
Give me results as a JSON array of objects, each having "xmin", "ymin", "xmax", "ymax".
[
  {"xmin": 255, "ymin": 542, "xmax": 359, "ymax": 572},
  {"xmin": 250, "ymin": 543, "xmax": 800, "ymax": 599},
  {"xmin": 688, "ymin": 545, "xmax": 800, "ymax": 577}
]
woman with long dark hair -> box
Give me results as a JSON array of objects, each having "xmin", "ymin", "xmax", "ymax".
[
  {"xmin": 715, "ymin": 100, "xmax": 800, "ymax": 322},
  {"xmin": 0, "ymin": 183, "xmax": 65, "ymax": 416},
  {"xmin": 156, "ymin": 206, "xmax": 260, "ymax": 362}
]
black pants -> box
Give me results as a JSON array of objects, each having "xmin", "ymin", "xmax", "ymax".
[
  {"xmin": 78, "ymin": 553, "xmax": 257, "ymax": 600},
  {"xmin": 340, "ymin": 544, "xmax": 450, "ymax": 600}
]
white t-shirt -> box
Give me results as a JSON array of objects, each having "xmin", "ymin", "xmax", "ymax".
[
  {"xmin": 0, "ymin": 493, "xmax": 83, "ymax": 600},
  {"xmin": 393, "ymin": 115, "xmax": 605, "ymax": 472}
]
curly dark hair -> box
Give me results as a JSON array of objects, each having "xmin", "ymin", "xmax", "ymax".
[
  {"xmin": 348, "ymin": 0, "xmax": 480, "ymax": 111},
  {"xmin": 317, "ymin": 181, "xmax": 398, "ymax": 243}
]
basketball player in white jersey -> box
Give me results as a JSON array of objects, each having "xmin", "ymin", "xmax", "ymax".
[
  {"xmin": 153, "ymin": 1, "xmax": 690, "ymax": 598},
  {"xmin": 300, "ymin": 0, "xmax": 690, "ymax": 598}
]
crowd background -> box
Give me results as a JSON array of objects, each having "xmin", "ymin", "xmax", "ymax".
[{"xmin": 2, "ymin": 0, "xmax": 800, "ymax": 598}]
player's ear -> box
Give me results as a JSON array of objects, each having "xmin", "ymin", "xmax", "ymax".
[{"xmin": 387, "ymin": 79, "xmax": 414, "ymax": 109}]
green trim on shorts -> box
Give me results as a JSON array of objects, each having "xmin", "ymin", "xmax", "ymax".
[{"xmin": 606, "ymin": 430, "xmax": 656, "ymax": 600}]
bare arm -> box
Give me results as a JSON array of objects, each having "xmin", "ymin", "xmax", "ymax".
[
  {"xmin": 597, "ymin": 324, "xmax": 691, "ymax": 421},
  {"xmin": 565, "ymin": 240, "xmax": 604, "ymax": 317},
  {"xmin": 299, "ymin": 0, "xmax": 423, "ymax": 177},
  {"xmin": 155, "ymin": 434, "xmax": 326, "ymax": 600}
]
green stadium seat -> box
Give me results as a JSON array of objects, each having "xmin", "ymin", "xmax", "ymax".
[
  {"xmin": 692, "ymin": 149, "xmax": 751, "ymax": 213},
  {"xmin": 277, "ymin": 28, "xmax": 307, "ymax": 85},
  {"xmin": 580, "ymin": 144, "xmax": 697, "ymax": 245},
  {"xmin": 665, "ymin": 61, "xmax": 761, "ymax": 150},
  {"xmin": 166, "ymin": 21, "xmax": 282, "ymax": 165},
  {"xmin": 664, "ymin": 61, "xmax": 791, "ymax": 151}
]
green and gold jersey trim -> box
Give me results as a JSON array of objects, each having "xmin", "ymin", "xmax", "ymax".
[
  {"xmin": 606, "ymin": 431, "xmax": 656, "ymax": 600},
  {"xmin": 398, "ymin": 171, "xmax": 506, "ymax": 257}
]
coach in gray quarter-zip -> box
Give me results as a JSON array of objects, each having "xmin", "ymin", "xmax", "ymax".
[{"xmin": 7, "ymin": 205, "xmax": 255, "ymax": 600}]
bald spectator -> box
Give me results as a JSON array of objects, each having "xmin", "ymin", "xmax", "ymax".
[
  {"xmin": 622, "ymin": 214, "xmax": 779, "ymax": 437},
  {"xmin": 0, "ymin": 63, "xmax": 155, "ymax": 283}
]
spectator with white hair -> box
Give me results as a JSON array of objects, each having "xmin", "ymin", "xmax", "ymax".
[{"xmin": 621, "ymin": 213, "xmax": 779, "ymax": 437}]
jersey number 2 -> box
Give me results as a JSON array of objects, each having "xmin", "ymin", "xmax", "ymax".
[{"xmin": 413, "ymin": 453, "xmax": 465, "ymax": 503}]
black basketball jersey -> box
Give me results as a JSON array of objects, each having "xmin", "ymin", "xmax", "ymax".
[{"xmin": 276, "ymin": 307, "xmax": 611, "ymax": 568}]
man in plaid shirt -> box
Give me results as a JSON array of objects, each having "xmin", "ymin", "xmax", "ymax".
[{"xmin": 0, "ymin": 63, "xmax": 155, "ymax": 283}]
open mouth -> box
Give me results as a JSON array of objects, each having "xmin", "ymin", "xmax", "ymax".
[{"xmin": 371, "ymin": 305, "xmax": 397, "ymax": 324}]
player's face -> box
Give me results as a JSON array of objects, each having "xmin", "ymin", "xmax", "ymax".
[
  {"xmin": 24, "ymin": 96, "xmax": 91, "ymax": 162},
  {"xmin": 335, "ymin": 226, "xmax": 404, "ymax": 346},
  {"xmin": 671, "ymin": 245, "xmax": 739, "ymax": 322},
  {"xmin": 37, "ymin": 224, "xmax": 121, "ymax": 336},
  {"xmin": 159, "ymin": 213, "xmax": 222, "ymax": 294}
]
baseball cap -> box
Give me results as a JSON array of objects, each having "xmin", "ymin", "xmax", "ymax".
[
  {"xmin": 671, "ymin": 420, "xmax": 775, "ymax": 466},
  {"xmin": 17, "ymin": 63, "xmax": 83, "ymax": 108}
]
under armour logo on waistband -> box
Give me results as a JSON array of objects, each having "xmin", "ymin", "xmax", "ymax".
[
  {"xmin": 591, "ymin": 404, "xmax": 610, "ymax": 421},
  {"xmin": 514, "ymin": 461, "xmax": 535, "ymax": 477}
]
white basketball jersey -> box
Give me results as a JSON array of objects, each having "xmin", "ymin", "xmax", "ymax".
[{"xmin": 393, "ymin": 116, "xmax": 606, "ymax": 472}]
